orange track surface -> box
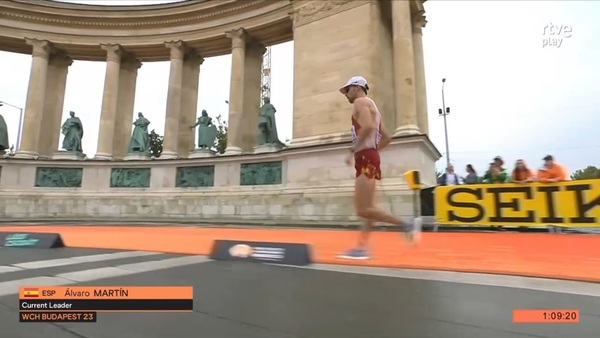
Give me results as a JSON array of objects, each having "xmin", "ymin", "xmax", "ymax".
[{"xmin": 1, "ymin": 226, "xmax": 599, "ymax": 283}]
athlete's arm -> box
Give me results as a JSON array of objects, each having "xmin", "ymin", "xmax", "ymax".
[
  {"xmin": 351, "ymin": 98, "xmax": 376, "ymax": 151},
  {"xmin": 377, "ymin": 125, "xmax": 392, "ymax": 151}
]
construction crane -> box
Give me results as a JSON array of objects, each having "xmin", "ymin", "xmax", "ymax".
[{"xmin": 260, "ymin": 46, "xmax": 272, "ymax": 105}]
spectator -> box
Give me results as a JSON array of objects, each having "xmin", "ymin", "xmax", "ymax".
[
  {"xmin": 462, "ymin": 164, "xmax": 479, "ymax": 184},
  {"xmin": 482, "ymin": 162, "xmax": 494, "ymax": 182},
  {"xmin": 483, "ymin": 163, "xmax": 508, "ymax": 183},
  {"xmin": 482, "ymin": 157, "xmax": 508, "ymax": 182},
  {"xmin": 493, "ymin": 156, "xmax": 508, "ymax": 175},
  {"xmin": 538, "ymin": 155, "xmax": 567, "ymax": 183},
  {"xmin": 511, "ymin": 159, "xmax": 535, "ymax": 183},
  {"xmin": 438, "ymin": 164, "xmax": 460, "ymax": 185}
]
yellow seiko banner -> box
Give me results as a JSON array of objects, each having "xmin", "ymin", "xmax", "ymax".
[{"xmin": 434, "ymin": 179, "xmax": 600, "ymax": 227}]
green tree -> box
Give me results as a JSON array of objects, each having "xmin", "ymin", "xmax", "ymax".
[
  {"xmin": 213, "ymin": 114, "xmax": 228, "ymax": 154},
  {"xmin": 571, "ymin": 165, "xmax": 600, "ymax": 180},
  {"xmin": 149, "ymin": 129, "xmax": 163, "ymax": 158}
]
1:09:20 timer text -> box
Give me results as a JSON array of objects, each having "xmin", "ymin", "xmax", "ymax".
[{"xmin": 543, "ymin": 311, "xmax": 577, "ymax": 320}]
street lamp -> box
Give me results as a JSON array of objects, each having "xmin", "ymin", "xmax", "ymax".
[
  {"xmin": 438, "ymin": 78, "xmax": 451, "ymax": 169},
  {"xmin": 0, "ymin": 101, "xmax": 24, "ymax": 151}
]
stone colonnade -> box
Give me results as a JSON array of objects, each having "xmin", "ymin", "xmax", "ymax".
[
  {"xmin": 14, "ymin": 2, "xmax": 430, "ymax": 160},
  {"xmin": 14, "ymin": 29, "xmax": 266, "ymax": 160}
]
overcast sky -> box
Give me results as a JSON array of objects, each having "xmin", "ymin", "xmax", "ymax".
[{"xmin": 0, "ymin": 0, "xmax": 598, "ymax": 176}]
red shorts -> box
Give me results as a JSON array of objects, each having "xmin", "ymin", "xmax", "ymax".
[{"xmin": 354, "ymin": 148, "xmax": 382, "ymax": 180}]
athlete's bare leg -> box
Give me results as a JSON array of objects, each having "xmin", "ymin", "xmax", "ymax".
[
  {"xmin": 356, "ymin": 219, "xmax": 374, "ymax": 248},
  {"xmin": 354, "ymin": 175, "xmax": 406, "ymax": 226},
  {"xmin": 338, "ymin": 174, "xmax": 419, "ymax": 260}
]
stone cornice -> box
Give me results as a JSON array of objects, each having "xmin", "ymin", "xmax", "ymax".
[
  {"xmin": 291, "ymin": 0, "xmax": 371, "ymax": 29},
  {"xmin": 0, "ymin": 0, "xmax": 293, "ymax": 61},
  {"xmin": 1, "ymin": 0, "xmax": 267, "ymax": 28}
]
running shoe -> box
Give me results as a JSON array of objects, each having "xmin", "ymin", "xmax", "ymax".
[
  {"xmin": 337, "ymin": 247, "xmax": 370, "ymax": 260},
  {"xmin": 402, "ymin": 217, "xmax": 422, "ymax": 244}
]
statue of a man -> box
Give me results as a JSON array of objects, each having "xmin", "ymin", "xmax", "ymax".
[
  {"xmin": 61, "ymin": 111, "xmax": 84, "ymax": 153},
  {"xmin": 258, "ymin": 97, "xmax": 283, "ymax": 146},
  {"xmin": 128, "ymin": 112, "xmax": 151, "ymax": 153},
  {"xmin": 190, "ymin": 110, "xmax": 217, "ymax": 149},
  {"xmin": 0, "ymin": 113, "xmax": 9, "ymax": 151}
]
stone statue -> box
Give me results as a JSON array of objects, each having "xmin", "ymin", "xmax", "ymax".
[
  {"xmin": 128, "ymin": 112, "xmax": 151, "ymax": 153},
  {"xmin": 0, "ymin": 113, "xmax": 9, "ymax": 151},
  {"xmin": 258, "ymin": 97, "xmax": 284, "ymax": 146},
  {"xmin": 61, "ymin": 111, "xmax": 84, "ymax": 153},
  {"xmin": 190, "ymin": 110, "xmax": 217, "ymax": 149}
]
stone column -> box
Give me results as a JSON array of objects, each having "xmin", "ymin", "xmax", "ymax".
[
  {"xmin": 113, "ymin": 55, "xmax": 141, "ymax": 159},
  {"xmin": 412, "ymin": 11, "xmax": 429, "ymax": 135},
  {"xmin": 240, "ymin": 42, "xmax": 265, "ymax": 151},
  {"xmin": 160, "ymin": 41, "xmax": 186, "ymax": 159},
  {"xmin": 39, "ymin": 53, "xmax": 72, "ymax": 157},
  {"xmin": 223, "ymin": 28, "xmax": 247, "ymax": 155},
  {"xmin": 15, "ymin": 39, "xmax": 53, "ymax": 159},
  {"xmin": 94, "ymin": 44, "xmax": 123, "ymax": 160},
  {"xmin": 391, "ymin": 0, "xmax": 420, "ymax": 136},
  {"xmin": 179, "ymin": 52, "xmax": 203, "ymax": 156}
]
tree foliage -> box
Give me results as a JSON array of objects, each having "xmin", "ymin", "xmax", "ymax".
[
  {"xmin": 213, "ymin": 114, "xmax": 228, "ymax": 154},
  {"xmin": 149, "ymin": 129, "xmax": 163, "ymax": 158},
  {"xmin": 571, "ymin": 165, "xmax": 600, "ymax": 180}
]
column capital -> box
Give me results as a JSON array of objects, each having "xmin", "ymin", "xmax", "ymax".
[
  {"xmin": 50, "ymin": 52, "xmax": 73, "ymax": 67},
  {"xmin": 165, "ymin": 40, "xmax": 186, "ymax": 60},
  {"xmin": 100, "ymin": 44, "xmax": 123, "ymax": 62},
  {"xmin": 247, "ymin": 41, "xmax": 266, "ymax": 56},
  {"xmin": 25, "ymin": 38, "xmax": 54, "ymax": 60},
  {"xmin": 412, "ymin": 10, "xmax": 427, "ymax": 34},
  {"xmin": 185, "ymin": 51, "xmax": 204, "ymax": 68},
  {"xmin": 226, "ymin": 28, "xmax": 247, "ymax": 49},
  {"xmin": 121, "ymin": 54, "xmax": 142, "ymax": 71}
]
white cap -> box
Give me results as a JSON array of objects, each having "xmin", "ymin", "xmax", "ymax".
[{"xmin": 339, "ymin": 76, "xmax": 369, "ymax": 94}]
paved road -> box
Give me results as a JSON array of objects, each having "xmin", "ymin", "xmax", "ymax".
[{"xmin": 1, "ymin": 247, "xmax": 599, "ymax": 338}]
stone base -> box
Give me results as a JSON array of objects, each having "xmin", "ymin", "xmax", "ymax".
[
  {"xmin": 188, "ymin": 148, "xmax": 216, "ymax": 158},
  {"xmin": 124, "ymin": 152, "xmax": 151, "ymax": 161},
  {"xmin": 394, "ymin": 124, "xmax": 421, "ymax": 136},
  {"xmin": 93, "ymin": 153, "xmax": 113, "ymax": 161},
  {"xmin": 223, "ymin": 146, "xmax": 243, "ymax": 156},
  {"xmin": 289, "ymin": 132, "xmax": 352, "ymax": 147},
  {"xmin": 13, "ymin": 150, "xmax": 39, "ymax": 159},
  {"xmin": 158, "ymin": 151, "xmax": 179, "ymax": 160},
  {"xmin": 52, "ymin": 151, "xmax": 85, "ymax": 161},
  {"xmin": 0, "ymin": 135, "xmax": 441, "ymax": 224},
  {"xmin": 254, "ymin": 144, "xmax": 284, "ymax": 154}
]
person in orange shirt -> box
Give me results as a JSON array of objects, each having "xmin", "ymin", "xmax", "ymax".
[
  {"xmin": 537, "ymin": 155, "xmax": 567, "ymax": 183},
  {"xmin": 511, "ymin": 159, "xmax": 536, "ymax": 183}
]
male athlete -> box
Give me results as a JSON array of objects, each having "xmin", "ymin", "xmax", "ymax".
[{"xmin": 337, "ymin": 76, "xmax": 421, "ymax": 260}]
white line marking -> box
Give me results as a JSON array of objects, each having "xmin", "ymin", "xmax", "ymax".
[
  {"xmin": 0, "ymin": 266, "xmax": 22, "ymax": 273},
  {"xmin": 2, "ymin": 251, "xmax": 162, "ymax": 271},
  {"xmin": 283, "ymin": 263, "xmax": 600, "ymax": 298},
  {"xmin": 116, "ymin": 255, "xmax": 209, "ymax": 273},
  {"xmin": 0, "ymin": 255, "xmax": 210, "ymax": 297}
]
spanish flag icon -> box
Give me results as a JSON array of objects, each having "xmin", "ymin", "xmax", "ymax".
[{"xmin": 23, "ymin": 288, "xmax": 39, "ymax": 298}]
